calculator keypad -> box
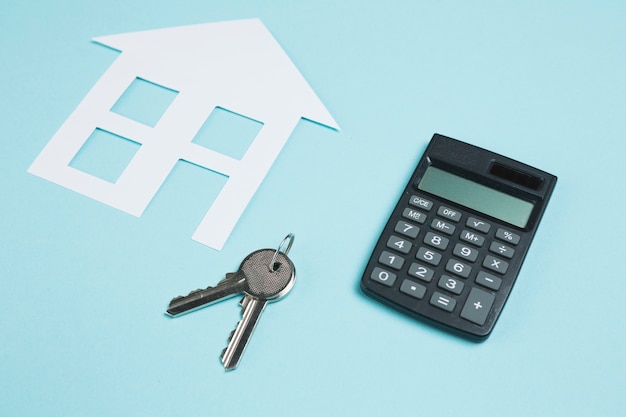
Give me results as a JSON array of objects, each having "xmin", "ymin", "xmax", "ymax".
[{"xmin": 368, "ymin": 193, "xmax": 520, "ymax": 329}]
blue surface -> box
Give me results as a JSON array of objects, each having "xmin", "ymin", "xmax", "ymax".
[{"xmin": 2, "ymin": 2, "xmax": 625, "ymax": 416}]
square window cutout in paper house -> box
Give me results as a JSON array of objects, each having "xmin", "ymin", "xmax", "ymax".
[
  {"xmin": 111, "ymin": 78, "xmax": 178, "ymax": 127},
  {"xmin": 69, "ymin": 128, "xmax": 140, "ymax": 183}
]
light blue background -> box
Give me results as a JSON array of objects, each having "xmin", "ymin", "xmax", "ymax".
[{"xmin": 2, "ymin": 1, "xmax": 625, "ymax": 416}]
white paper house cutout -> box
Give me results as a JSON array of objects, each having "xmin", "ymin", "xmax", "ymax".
[{"xmin": 28, "ymin": 19, "xmax": 339, "ymax": 250}]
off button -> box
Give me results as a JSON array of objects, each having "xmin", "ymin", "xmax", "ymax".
[{"xmin": 437, "ymin": 206, "xmax": 461, "ymax": 222}]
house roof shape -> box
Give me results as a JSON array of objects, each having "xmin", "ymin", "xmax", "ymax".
[{"xmin": 92, "ymin": 18, "xmax": 339, "ymax": 130}]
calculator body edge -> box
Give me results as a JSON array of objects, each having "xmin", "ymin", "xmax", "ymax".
[{"xmin": 360, "ymin": 134, "xmax": 557, "ymax": 341}]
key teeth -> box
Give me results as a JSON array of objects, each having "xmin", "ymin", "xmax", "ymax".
[{"xmin": 227, "ymin": 327, "xmax": 237, "ymax": 343}]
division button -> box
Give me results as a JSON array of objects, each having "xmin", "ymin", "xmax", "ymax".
[
  {"xmin": 461, "ymin": 288, "xmax": 495, "ymax": 326},
  {"xmin": 489, "ymin": 241, "xmax": 515, "ymax": 259}
]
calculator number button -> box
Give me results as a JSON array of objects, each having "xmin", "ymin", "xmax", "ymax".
[
  {"xmin": 394, "ymin": 221, "xmax": 420, "ymax": 239},
  {"xmin": 495, "ymin": 228, "xmax": 520, "ymax": 245},
  {"xmin": 476, "ymin": 271, "xmax": 502, "ymax": 291},
  {"xmin": 461, "ymin": 288, "xmax": 495, "ymax": 326},
  {"xmin": 370, "ymin": 267, "xmax": 397, "ymax": 287},
  {"xmin": 431, "ymin": 219, "xmax": 456, "ymax": 235},
  {"xmin": 409, "ymin": 195, "xmax": 433, "ymax": 211},
  {"xmin": 466, "ymin": 217, "xmax": 491, "ymax": 233},
  {"xmin": 437, "ymin": 206, "xmax": 461, "ymax": 222},
  {"xmin": 379, "ymin": 251, "xmax": 405, "ymax": 270},
  {"xmin": 430, "ymin": 292, "xmax": 457, "ymax": 312},
  {"xmin": 460, "ymin": 230, "xmax": 485, "ymax": 247},
  {"xmin": 438, "ymin": 275, "xmax": 465, "ymax": 295},
  {"xmin": 489, "ymin": 241, "xmax": 515, "ymax": 259},
  {"xmin": 415, "ymin": 247, "xmax": 442, "ymax": 266},
  {"xmin": 387, "ymin": 235, "xmax": 411, "ymax": 254},
  {"xmin": 445, "ymin": 259, "xmax": 472, "ymax": 278},
  {"xmin": 423, "ymin": 232, "xmax": 449, "ymax": 250},
  {"xmin": 400, "ymin": 279, "xmax": 427, "ymax": 299},
  {"xmin": 453, "ymin": 243, "xmax": 479, "ymax": 262},
  {"xmin": 483, "ymin": 255, "xmax": 509, "ymax": 274},
  {"xmin": 402, "ymin": 208, "xmax": 427, "ymax": 224},
  {"xmin": 408, "ymin": 263, "xmax": 435, "ymax": 282}
]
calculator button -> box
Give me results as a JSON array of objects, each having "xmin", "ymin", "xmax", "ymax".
[
  {"xmin": 461, "ymin": 288, "xmax": 495, "ymax": 326},
  {"xmin": 489, "ymin": 241, "xmax": 515, "ymax": 259},
  {"xmin": 400, "ymin": 279, "xmax": 427, "ymax": 299},
  {"xmin": 438, "ymin": 275, "xmax": 464, "ymax": 295},
  {"xmin": 415, "ymin": 247, "xmax": 442, "ymax": 266},
  {"xmin": 437, "ymin": 206, "xmax": 461, "ymax": 222},
  {"xmin": 370, "ymin": 267, "xmax": 396, "ymax": 287},
  {"xmin": 475, "ymin": 271, "xmax": 502, "ymax": 291},
  {"xmin": 445, "ymin": 259, "xmax": 472, "ymax": 278},
  {"xmin": 459, "ymin": 230, "xmax": 485, "ymax": 247},
  {"xmin": 408, "ymin": 262, "xmax": 435, "ymax": 282},
  {"xmin": 408, "ymin": 195, "xmax": 433, "ymax": 211},
  {"xmin": 424, "ymin": 232, "xmax": 450, "ymax": 250},
  {"xmin": 394, "ymin": 220, "xmax": 420, "ymax": 239},
  {"xmin": 387, "ymin": 235, "xmax": 412, "ymax": 254},
  {"xmin": 378, "ymin": 251, "xmax": 405, "ymax": 270},
  {"xmin": 483, "ymin": 255, "xmax": 509, "ymax": 274},
  {"xmin": 495, "ymin": 228, "xmax": 520, "ymax": 245},
  {"xmin": 402, "ymin": 208, "xmax": 427, "ymax": 224},
  {"xmin": 430, "ymin": 292, "xmax": 457, "ymax": 312},
  {"xmin": 466, "ymin": 217, "xmax": 491, "ymax": 233},
  {"xmin": 431, "ymin": 219, "xmax": 456, "ymax": 235},
  {"xmin": 453, "ymin": 243, "xmax": 479, "ymax": 262}
]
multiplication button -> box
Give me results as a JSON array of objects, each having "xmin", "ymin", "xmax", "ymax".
[
  {"xmin": 461, "ymin": 288, "xmax": 495, "ymax": 326},
  {"xmin": 483, "ymin": 255, "xmax": 509, "ymax": 274}
]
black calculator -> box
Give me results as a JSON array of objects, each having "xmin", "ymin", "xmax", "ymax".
[{"xmin": 360, "ymin": 134, "xmax": 557, "ymax": 340}]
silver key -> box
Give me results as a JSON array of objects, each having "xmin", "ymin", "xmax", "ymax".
[{"xmin": 166, "ymin": 234, "xmax": 296, "ymax": 371}]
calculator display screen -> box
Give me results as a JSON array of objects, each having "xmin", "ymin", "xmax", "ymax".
[{"xmin": 418, "ymin": 166, "xmax": 534, "ymax": 228}]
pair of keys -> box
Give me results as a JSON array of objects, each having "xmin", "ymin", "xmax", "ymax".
[{"xmin": 166, "ymin": 234, "xmax": 296, "ymax": 371}]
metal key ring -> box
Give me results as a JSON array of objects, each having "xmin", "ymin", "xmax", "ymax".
[{"xmin": 269, "ymin": 233, "xmax": 295, "ymax": 272}]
